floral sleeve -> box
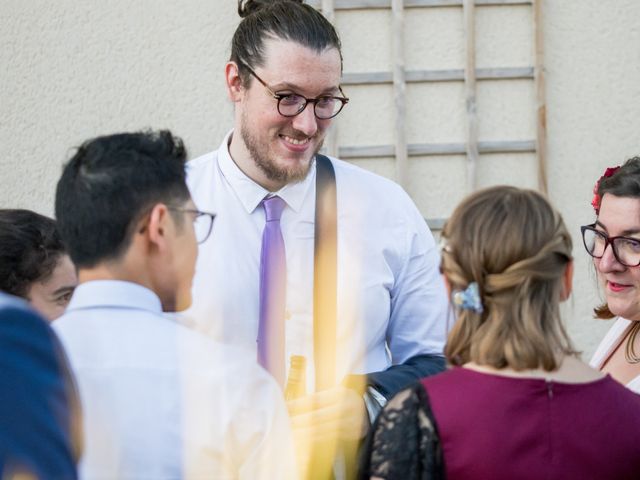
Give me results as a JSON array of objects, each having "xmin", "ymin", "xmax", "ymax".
[{"xmin": 359, "ymin": 382, "xmax": 444, "ymax": 480}]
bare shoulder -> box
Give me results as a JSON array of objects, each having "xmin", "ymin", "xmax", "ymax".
[{"xmin": 550, "ymin": 356, "xmax": 605, "ymax": 383}]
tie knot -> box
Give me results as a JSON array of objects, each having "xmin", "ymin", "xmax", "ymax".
[{"xmin": 263, "ymin": 196, "xmax": 286, "ymax": 222}]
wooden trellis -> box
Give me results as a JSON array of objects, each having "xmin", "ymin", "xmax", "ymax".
[{"xmin": 312, "ymin": 0, "xmax": 547, "ymax": 230}]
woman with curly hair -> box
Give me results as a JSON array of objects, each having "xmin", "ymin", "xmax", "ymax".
[{"xmin": 0, "ymin": 209, "xmax": 76, "ymax": 321}]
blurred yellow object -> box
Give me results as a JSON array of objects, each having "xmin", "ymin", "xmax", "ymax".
[
  {"xmin": 285, "ymin": 355, "xmax": 307, "ymax": 401},
  {"xmin": 287, "ymin": 379, "xmax": 368, "ymax": 479}
]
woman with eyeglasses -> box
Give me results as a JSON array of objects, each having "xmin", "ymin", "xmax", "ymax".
[
  {"xmin": 360, "ymin": 186, "xmax": 640, "ymax": 480},
  {"xmin": 584, "ymin": 157, "xmax": 640, "ymax": 394}
]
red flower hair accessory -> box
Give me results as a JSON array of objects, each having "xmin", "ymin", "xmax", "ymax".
[{"xmin": 591, "ymin": 166, "xmax": 620, "ymax": 214}]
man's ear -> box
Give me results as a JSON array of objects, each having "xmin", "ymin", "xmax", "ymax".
[
  {"xmin": 225, "ymin": 61, "xmax": 244, "ymax": 102},
  {"xmin": 560, "ymin": 259, "xmax": 574, "ymax": 302},
  {"xmin": 147, "ymin": 203, "xmax": 171, "ymax": 251}
]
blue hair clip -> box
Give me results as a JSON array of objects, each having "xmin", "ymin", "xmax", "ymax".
[{"xmin": 452, "ymin": 282, "xmax": 483, "ymax": 314}]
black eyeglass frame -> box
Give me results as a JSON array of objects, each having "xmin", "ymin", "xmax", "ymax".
[
  {"xmin": 168, "ymin": 207, "xmax": 216, "ymax": 244},
  {"xmin": 237, "ymin": 60, "xmax": 349, "ymax": 120},
  {"xmin": 580, "ymin": 223, "xmax": 640, "ymax": 267}
]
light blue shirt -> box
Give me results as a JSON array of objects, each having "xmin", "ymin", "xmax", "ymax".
[
  {"xmin": 0, "ymin": 291, "xmax": 31, "ymax": 310},
  {"xmin": 54, "ymin": 280, "xmax": 295, "ymax": 479}
]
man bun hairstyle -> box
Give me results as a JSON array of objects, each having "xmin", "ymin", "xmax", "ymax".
[
  {"xmin": 55, "ymin": 130, "xmax": 189, "ymax": 269},
  {"xmin": 594, "ymin": 156, "xmax": 640, "ymax": 319},
  {"xmin": 238, "ymin": 0, "xmax": 303, "ymax": 17},
  {"xmin": 231, "ymin": 0, "xmax": 342, "ymax": 86},
  {"xmin": 441, "ymin": 186, "xmax": 576, "ymax": 371}
]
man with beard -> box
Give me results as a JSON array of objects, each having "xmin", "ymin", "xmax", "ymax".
[{"xmin": 186, "ymin": 0, "xmax": 449, "ymax": 475}]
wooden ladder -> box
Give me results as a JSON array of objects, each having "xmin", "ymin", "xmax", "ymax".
[{"xmin": 311, "ymin": 0, "xmax": 547, "ymax": 231}]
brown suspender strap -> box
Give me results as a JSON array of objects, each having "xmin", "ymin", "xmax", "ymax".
[{"xmin": 313, "ymin": 154, "xmax": 338, "ymax": 392}]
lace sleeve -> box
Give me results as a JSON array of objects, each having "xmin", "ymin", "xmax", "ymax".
[{"xmin": 359, "ymin": 382, "xmax": 444, "ymax": 480}]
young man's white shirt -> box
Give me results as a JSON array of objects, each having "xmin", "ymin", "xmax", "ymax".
[{"xmin": 54, "ymin": 280, "xmax": 295, "ymax": 479}]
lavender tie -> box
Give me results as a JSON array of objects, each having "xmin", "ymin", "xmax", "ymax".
[{"xmin": 257, "ymin": 195, "xmax": 287, "ymax": 388}]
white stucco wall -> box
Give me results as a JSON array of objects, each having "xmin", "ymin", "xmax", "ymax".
[
  {"xmin": 2, "ymin": 0, "xmax": 640, "ymax": 358},
  {"xmin": 545, "ymin": 0, "xmax": 640, "ymax": 356}
]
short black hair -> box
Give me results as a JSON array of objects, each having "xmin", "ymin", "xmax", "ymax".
[
  {"xmin": 231, "ymin": 0, "xmax": 343, "ymax": 86},
  {"xmin": 55, "ymin": 130, "xmax": 189, "ymax": 268},
  {"xmin": 0, "ymin": 209, "xmax": 67, "ymax": 298}
]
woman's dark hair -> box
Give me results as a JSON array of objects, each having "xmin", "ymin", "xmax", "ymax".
[
  {"xmin": 0, "ymin": 209, "xmax": 67, "ymax": 298},
  {"xmin": 594, "ymin": 156, "xmax": 640, "ymax": 319},
  {"xmin": 231, "ymin": 0, "xmax": 342, "ymax": 86}
]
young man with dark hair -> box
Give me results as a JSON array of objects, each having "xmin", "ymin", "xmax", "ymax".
[
  {"xmin": 54, "ymin": 130, "xmax": 295, "ymax": 478},
  {"xmin": 186, "ymin": 0, "xmax": 449, "ymax": 473},
  {"xmin": 0, "ymin": 209, "xmax": 77, "ymax": 321}
]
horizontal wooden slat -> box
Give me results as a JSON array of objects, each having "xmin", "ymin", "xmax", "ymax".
[
  {"xmin": 409, "ymin": 67, "xmax": 534, "ymax": 82},
  {"xmin": 476, "ymin": 140, "xmax": 536, "ymax": 153},
  {"xmin": 425, "ymin": 217, "xmax": 447, "ymax": 230},
  {"xmin": 309, "ymin": 0, "xmax": 531, "ymax": 9},
  {"xmin": 337, "ymin": 139, "xmax": 535, "ymax": 158},
  {"xmin": 342, "ymin": 67, "xmax": 533, "ymax": 85},
  {"xmin": 339, "ymin": 145, "xmax": 394, "ymax": 157}
]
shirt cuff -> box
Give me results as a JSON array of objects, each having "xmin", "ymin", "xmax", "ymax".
[{"xmin": 363, "ymin": 386, "xmax": 388, "ymax": 424}]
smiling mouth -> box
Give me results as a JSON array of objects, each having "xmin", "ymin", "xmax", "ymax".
[
  {"xmin": 281, "ymin": 134, "xmax": 311, "ymax": 146},
  {"xmin": 608, "ymin": 281, "xmax": 632, "ymax": 292}
]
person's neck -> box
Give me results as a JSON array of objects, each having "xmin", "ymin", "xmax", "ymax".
[
  {"xmin": 78, "ymin": 260, "xmax": 151, "ymax": 290},
  {"xmin": 463, "ymin": 356, "xmax": 604, "ymax": 384}
]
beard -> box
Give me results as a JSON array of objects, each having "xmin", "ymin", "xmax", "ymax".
[{"xmin": 240, "ymin": 109, "xmax": 323, "ymax": 186}]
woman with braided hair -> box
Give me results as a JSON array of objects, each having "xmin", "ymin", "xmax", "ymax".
[
  {"xmin": 360, "ymin": 186, "xmax": 640, "ymax": 480},
  {"xmin": 585, "ymin": 157, "xmax": 640, "ymax": 393}
]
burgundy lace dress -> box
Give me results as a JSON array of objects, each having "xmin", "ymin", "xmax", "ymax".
[{"xmin": 361, "ymin": 367, "xmax": 640, "ymax": 480}]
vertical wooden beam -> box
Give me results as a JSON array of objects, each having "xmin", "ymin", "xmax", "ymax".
[
  {"xmin": 322, "ymin": 0, "xmax": 339, "ymax": 158},
  {"xmin": 463, "ymin": 0, "xmax": 479, "ymax": 192},
  {"xmin": 533, "ymin": 0, "xmax": 548, "ymax": 194},
  {"xmin": 321, "ymin": 0, "xmax": 335, "ymax": 23},
  {"xmin": 392, "ymin": 0, "xmax": 409, "ymax": 188}
]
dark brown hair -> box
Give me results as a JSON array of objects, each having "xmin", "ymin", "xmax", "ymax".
[
  {"xmin": 231, "ymin": 0, "xmax": 342, "ymax": 86},
  {"xmin": 0, "ymin": 209, "xmax": 66, "ymax": 298}
]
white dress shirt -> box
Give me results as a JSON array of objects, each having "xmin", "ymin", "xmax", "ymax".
[
  {"xmin": 54, "ymin": 280, "xmax": 295, "ymax": 479},
  {"xmin": 186, "ymin": 131, "xmax": 449, "ymax": 388}
]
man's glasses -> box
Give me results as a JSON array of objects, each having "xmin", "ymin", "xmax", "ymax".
[
  {"xmin": 168, "ymin": 207, "xmax": 216, "ymax": 244},
  {"xmin": 238, "ymin": 61, "xmax": 349, "ymax": 120},
  {"xmin": 581, "ymin": 224, "xmax": 640, "ymax": 267}
]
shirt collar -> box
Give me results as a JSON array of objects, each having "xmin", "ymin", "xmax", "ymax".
[
  {"xmin": 0, "ymin": 292, "xmax": 30, "ymax": 311},
  {"xmin": 217, "ymin": 129, "xmax": 316, "ymax": 214},
  {"xmin": 66, "ymin": 280, "xmax": 163, "ymax": 314}
]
